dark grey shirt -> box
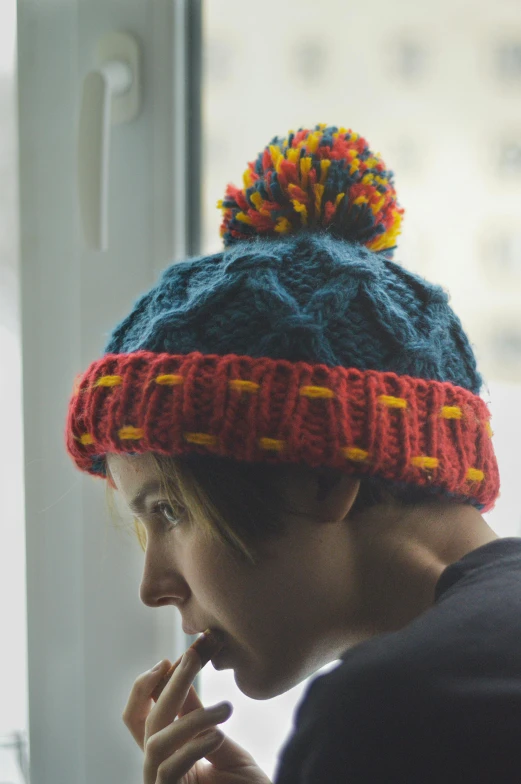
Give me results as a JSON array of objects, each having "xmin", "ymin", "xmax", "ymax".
[{"xmin": 274, "ymin": 537, "xmax": 521, "ymax": 783}]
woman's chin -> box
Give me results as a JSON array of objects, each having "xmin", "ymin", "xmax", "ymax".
[
  {"xmin": 232, "ymin": 659, "xmax": 305, "ymax": 701},
  {"xmin": 211, "ymin": 639, "xmax": 308, "ymax": 699}
]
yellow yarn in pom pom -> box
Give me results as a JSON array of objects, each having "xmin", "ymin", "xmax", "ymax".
[
  {"xmin": 367, "ymin": 213, "xmax": 403, "ymax": 252},
  {"xmin": 269, "ymin": 145, "xmax": 282, "ymax": 168},
  {"xmin": 220, "ymin": 124, "xmax": 404, "ymax": 255},
  {"xmin": 236, "ymin": 212, "xmax": 253, "ymax": 224},
  {"xmin": 243, "ymin": 169, "xmax": 254, "ymax": 189},
  {"xmin": 292, "ymin": 200, "xmax": 308, "ymax": 226},
  {"xmin": 320, "ymin": 159, "xmax": 331, "ymax": 184},
  {"xmin": 314, "ymin": 184, "xmax": 324, "ymax": 215},
  {"xmin": 371, "ymin": 196, "xmax": 386, "ymax": 215},
  {"xmin": 305, "ymin": 131, "xmax": 321, "ymax": 154},
  {"xmin": 275, "ymin": 217, "xmax": 292, "ymax": 234},
  {"xmin": 250, "ymin": 191, "xmax": 263, "ymax": 210},
  {"xmin": 300, "ymin": 156, "xmax": 313, "ymax": 189}
]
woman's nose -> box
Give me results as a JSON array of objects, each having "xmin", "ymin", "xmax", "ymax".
[
  {"xmin": 139, "ymin": 556, "xmax": 188, "ymax": 608},
  {"xmin": 139, "ymin": 576, "xmax": 187, "ymax": 607}
]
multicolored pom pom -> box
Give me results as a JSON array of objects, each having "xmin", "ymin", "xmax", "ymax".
[{"xmin": 218, "ymin": 124, "xmax": 404, "ymax": 257}]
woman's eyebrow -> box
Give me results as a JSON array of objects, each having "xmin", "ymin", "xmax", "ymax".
[{"xmin": 128, "ymin": 479, "xmax": 163, "ymax": 515}]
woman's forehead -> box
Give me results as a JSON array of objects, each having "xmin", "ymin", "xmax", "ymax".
[{"xmin": 106, "ymin": 453, "xmax": 161, "ymax": 493}]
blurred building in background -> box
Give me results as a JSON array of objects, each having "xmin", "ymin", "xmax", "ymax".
[{"xmin": 198, "ymin": 2, "xmax": 521, "ymax": 777}]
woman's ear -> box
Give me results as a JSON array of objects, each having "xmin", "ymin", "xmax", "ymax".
[
  {"xmin": 314, "ymin": 470, "xmax": 361, "ymax": 523},
  {"xmin": 316, "ymin": 471, "xmax": 341, "ymax": 502},
  {"xmin": 280, "ymin": 465, "xmax": 360, "ymax": 524}
]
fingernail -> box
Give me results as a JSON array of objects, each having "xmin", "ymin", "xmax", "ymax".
[
  {"xmin": 209, "ymin": 701, "xmax": 233, "ymax": 717},
  {"xmin": 150, "ymin": 660, "xmax": 164, "ymax": 673}
]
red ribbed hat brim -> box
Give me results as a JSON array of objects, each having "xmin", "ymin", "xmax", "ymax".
[{"xmin": 66, "ymin": 350, "xmax": 500, "ymax": 511}]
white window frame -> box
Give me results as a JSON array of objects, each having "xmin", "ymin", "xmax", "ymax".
[{"xmin": 17, "ymin": 1, "xmax": 201, "ymax": 781}]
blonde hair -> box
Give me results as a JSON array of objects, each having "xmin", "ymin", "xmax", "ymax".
[
  {"xmin": 106, "ymin": 453, "xmax": 449, "ymax": 564},
  {"xmin": 106, "ymin": 454, "xmax": 297, "ymax": 565}
]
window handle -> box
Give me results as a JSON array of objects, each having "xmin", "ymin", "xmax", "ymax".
[{"xmin": 78, "ymin": 32, "xmax": 141, "ymax": 252}]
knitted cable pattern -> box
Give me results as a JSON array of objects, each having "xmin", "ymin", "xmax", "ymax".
[{"xmin": 104, "ymin": 233, "xmax": 482, "ymax": 395}]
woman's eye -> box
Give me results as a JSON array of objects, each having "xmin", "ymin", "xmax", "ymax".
[{"xmin": 154, "ymin": 502, "xmax": 184, "ymax": 529}]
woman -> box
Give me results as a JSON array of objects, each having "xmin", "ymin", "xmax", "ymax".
[{"xmin": 66, "ymin": 125, "xmax": 519, "ymax": 783}]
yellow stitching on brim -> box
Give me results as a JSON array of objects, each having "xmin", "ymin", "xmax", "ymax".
[
  {"xmin": 342, "ymin": 447, "xmax": 369, "ymax": 462},
  {"xmin": 300, "ymin": 385, "xmax": 335, "ymax": 399},
  {"xmin": 119, "ymin": 426, "xmax": 144, "ymax": 440},
  {"xmin": 229, "ymin": 380, "xmax": 260, "ymax": 393},
  {"xmin": 259, "ymin": 438, "xmax": 285, "ymax": 452},
  {"xmin": 184, "ymin": 432, "xmax": 218, "ymax": 447},
  {"xmin": 411, "ymin": 456, "xmax": 439, "ymax": 469},
  {"xmin": 378, "ymin": 395, "xmax": 408, "ymax": 408},
  {"xmin": 95, "ymin": 375, "xmax": 123, "ymax": 387},
  {"xmin": 441, "ymin": 406, "xmax": 462, "ymax": 419},
  {"xmin": 155, "ymin": 374, "xmax": 184, "ymax": 385}
]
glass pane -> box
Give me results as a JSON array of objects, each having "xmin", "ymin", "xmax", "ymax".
[{"xmin": 200, "ymin": 0, "xmax": 521, "ymax": 778}]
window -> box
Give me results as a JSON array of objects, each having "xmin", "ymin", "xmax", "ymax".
[{"xmin": 200, "ymin": 3, "xmax": 521, "ymax": 775}]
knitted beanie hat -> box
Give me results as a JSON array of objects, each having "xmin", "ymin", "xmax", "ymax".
[{"xmin": 66, "ymin": 124, "xmax": 500, "ymax": 512}]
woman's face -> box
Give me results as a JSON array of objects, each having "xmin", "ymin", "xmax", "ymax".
[{"xmin": 107, "ymin": 452, "xmax": 360, "ymax": 699}]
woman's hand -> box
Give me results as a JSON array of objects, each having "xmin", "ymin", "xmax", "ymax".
[{"xmin": 122, "ymin": 649, "xmax": 272, "ymax": 784}]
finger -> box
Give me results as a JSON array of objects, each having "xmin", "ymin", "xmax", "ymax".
[
  {"xmin": 150, "ymin": 655, "xmax": 183, "ymax": 702},
  {"xmin": 146, "ymin": 648, "xmax": 203, "ymax": 741},
  {"xmin": 152, "ymin": 629, "xmax": 223, "ymax": 703},
  {"xmin": 145, "ymin": 701, "xmax": 232, "ymax": 765},
  {"xmin": 150, "ymin": 730, "xmax": 225, "ymax": 784},
  {"xmin": 178, "ymin": 686, "xmax": 259, "ymax": 771},
  {"xmin": 177, "ymin": 683, "xmax": 204, "ymax": 718},
  {"xmin": 144, "ymin": 702, "xmax": 229, "ymax": 784},
  {"xmin": 122, "ymin": 661, "xmax": 171, "ymax": 751}
]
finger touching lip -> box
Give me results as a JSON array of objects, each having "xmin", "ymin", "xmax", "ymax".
[{"xmin": 151, "ymin": 629, "xmax": 224, "ymax": 703}]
